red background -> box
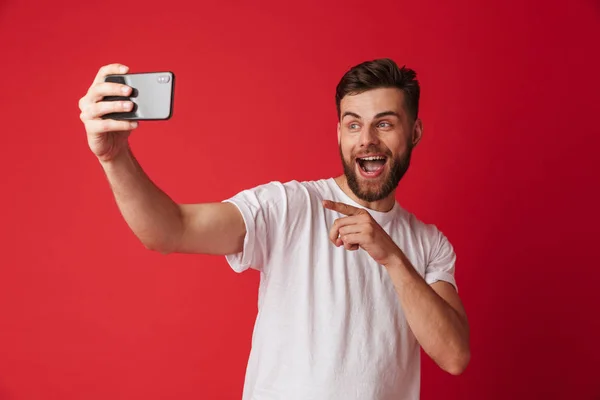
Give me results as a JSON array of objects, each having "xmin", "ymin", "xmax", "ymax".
[{"xmin": 1, "ymin": 0, "xmax": 599, "ymax": 399}]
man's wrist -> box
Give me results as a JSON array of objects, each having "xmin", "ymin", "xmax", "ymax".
[
  {"xmin": 383, "ymin": 248, "xmax": 408, "ymax": 271},
  {"xmin": 99, "ymin": 145, "xmax": 133, "ymax": 171},
  {"xmin": 383, "ymin": 248, "xmax": 423, "ymax": 284}
]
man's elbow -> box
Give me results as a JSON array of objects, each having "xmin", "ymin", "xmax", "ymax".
[
  {"xmin": 443, "ymin": 348, "xmax": 471, "ymax": 376},
  {"xmin": 142, "ymin": 238, "xmax": 175, "ymax": 255}
]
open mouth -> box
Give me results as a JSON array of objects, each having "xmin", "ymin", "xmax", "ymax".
[{"xmin": 356, "ymin": 155, "xmax": 387, "ymax": 177}]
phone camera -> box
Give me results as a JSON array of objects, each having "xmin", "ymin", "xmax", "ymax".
[{"xmin": 157, "ymin": 75, "xmax": 171, "ymax": 84}]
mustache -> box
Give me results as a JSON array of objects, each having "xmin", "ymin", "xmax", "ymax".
[{"xmin": 351, "ymin": 146, "xmax": 392, "ymax": 160}]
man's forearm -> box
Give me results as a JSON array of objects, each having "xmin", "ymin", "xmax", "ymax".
[
  {"xmin": 100, "ymin": 146, "xmax": 183, "ymax": 253},
  {"xmin": 385, "ymin": 251, "xmax": 470, "ymax": 375}
]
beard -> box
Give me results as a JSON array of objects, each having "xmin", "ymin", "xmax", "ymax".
[{"xmin": 339, "ymin": 143, "xmax": 413, "ymax": 203}]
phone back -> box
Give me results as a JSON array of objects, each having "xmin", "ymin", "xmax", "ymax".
[{"xmin": 102, "ymin": 72, "xmax": 175, "ymax": 120}]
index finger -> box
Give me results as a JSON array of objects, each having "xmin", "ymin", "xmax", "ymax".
[
  {"xmin": 322, "ymin": 200, "xmax": 362, "ymax": 216},
  {"xmin": 93, "ymin": 63, "xmax": 130, "ymax": 85}
]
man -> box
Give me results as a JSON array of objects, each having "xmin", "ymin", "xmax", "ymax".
[{"xmin": 78, "ymin": 58, "xmax": 470, "ymax": 399}]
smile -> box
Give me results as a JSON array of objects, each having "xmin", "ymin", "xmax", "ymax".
[{"xmin": 356, "ymin": 155, "xmax": 387, "ymax": 178}]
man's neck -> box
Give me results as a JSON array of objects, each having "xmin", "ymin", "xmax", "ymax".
[{"xmin": 333, "ymin": 175, "xmax": 397, "ymax": 213}]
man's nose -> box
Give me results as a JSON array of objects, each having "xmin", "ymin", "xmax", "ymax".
[{"xmin": 358, "ymin": 126, "xmax": 380, "ymax": 147}]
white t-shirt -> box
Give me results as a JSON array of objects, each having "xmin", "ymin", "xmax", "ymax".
[{"xmin": 223, "ymin": 177, "xmax": 457, "ymax": 400}]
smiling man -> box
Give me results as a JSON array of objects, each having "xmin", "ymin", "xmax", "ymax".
[{"xmin": 79, "ymin": 58, "xmax": 470, "ymax": 400}]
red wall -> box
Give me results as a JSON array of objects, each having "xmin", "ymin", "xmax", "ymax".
[{"xmin": 1, "ymin": 0, "xmax": 599, "ymax": 398}]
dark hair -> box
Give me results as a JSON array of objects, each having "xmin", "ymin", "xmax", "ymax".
[{"xmin": 335, "ymin": 58, "xmax": 420, "ymax": 122}]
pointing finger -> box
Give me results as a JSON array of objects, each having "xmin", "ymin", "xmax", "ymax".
[{"xmin": 322, "ymin": 200, "xmax": 363, "ymax": 216}]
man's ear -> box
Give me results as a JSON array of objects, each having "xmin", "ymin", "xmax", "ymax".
[
  {"xmin": 411, "ymin": 119, "xmax": 423, "ymax": 147},
  {"xmin": 337, "ymin": 122, "xmax": 341, "ymax": 144}
]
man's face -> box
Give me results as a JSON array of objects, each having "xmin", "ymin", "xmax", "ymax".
[{"xmin": 337, "ymin": 87, "xmax": 422, "ymax": 202}]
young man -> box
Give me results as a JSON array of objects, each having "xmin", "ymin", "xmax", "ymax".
[{"xmin": 78, "ymin": 58, "xmax": 470, "ymax": 400}]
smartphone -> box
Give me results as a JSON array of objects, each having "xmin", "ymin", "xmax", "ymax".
[{"xmin": 101, "ymin": 71, "xmax": 175, "ymax": 120}]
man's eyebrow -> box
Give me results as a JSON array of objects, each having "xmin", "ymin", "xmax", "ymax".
[
  {"xmin": 374, "ymin": 111, "xmax": 401, "ymax": 119},
  {"xmin": 341, "ymin": 111, "xmax": 401, "ymax": 120},
  {"xmin": 342, "ymin": 111, "xmax": 361, "ymax": 120}
]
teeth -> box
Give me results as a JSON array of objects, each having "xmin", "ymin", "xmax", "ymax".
[{"xmin": 360, "ymin": 156, "xmax": 385, "ymax": 161}]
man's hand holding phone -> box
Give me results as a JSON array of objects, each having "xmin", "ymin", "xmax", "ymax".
[
  {"xmin": 78, "ymin": 63, "xmax": 175, "ymax": 162},
  {"xmin": 78, "ymin": 64, "xmax": 138, "ymax": 163}
]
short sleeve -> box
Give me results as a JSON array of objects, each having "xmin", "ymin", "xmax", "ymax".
[
  {"xmin": 221, "ymin": 181, "xmax": 285, "ymax": 273},
  {"xmin": 424, "ymin": 228, "xmax": 458, "ymax": 292}
]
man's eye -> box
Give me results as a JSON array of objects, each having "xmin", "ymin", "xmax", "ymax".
[
  {"xmin": 349, "ymin": 123, "xmax": 360, "ymax": 130},
  {"xmin": 378, "ymin": 122, "xmax": 391, "ymax": 128}
]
